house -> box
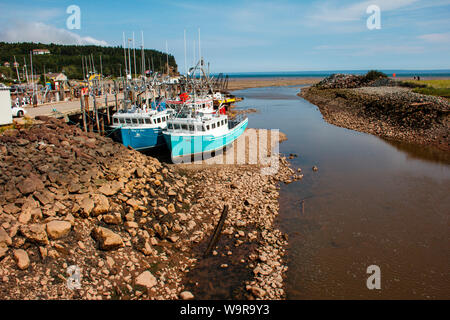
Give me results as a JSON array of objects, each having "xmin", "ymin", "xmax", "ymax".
[
  {"xmin": 0, "ymin": 84, "xmax": 12, "ymax": 125},
  {"xmin": 45, "ymin": 72, "xmax": 68, "ymax": 81},
  {"xmin": 33, "ymin": 49, "xmax": 50, "ymax": 55}
]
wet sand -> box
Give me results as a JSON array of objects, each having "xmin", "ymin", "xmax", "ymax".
[{"xmin": 227, "ymin": 78, "xmax": 322, "ymax": 91}]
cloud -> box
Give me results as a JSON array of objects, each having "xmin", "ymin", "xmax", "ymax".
[
  {"xmin": 418, "ymin": 33, "xmax": 450, "ymax": 43},
  {"xmin": 0, "ymin": 21, "xmax": 108, "ymax": 46}
]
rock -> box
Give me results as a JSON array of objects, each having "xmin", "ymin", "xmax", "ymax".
[
  {"xmin": 135, "ymin": 168, "xmax": 144, "ymax": 178},
  {"xmin": 167, "ymin": 203, "xmax": 175, "ymax": 214},
  {"xmin": 126, "ymin": 198, "xmax": 140, "ymax": 210},
  {"xmin": 158, "ymin": 206, "xmax": 168, "ymax": 215},
  {"xmin": 46, "ymin": 220, "xmax": 72, "ymax": 239},
  {"xmin": 16, "ymin": 138, "xmax": 30, "ymax": 146},
  {"xmin": 246, "ymin": 285, "xmax": 266, "ymax": 298},
  {"xmin": 16, "ymin": 176, "xmax": 44, "ymax": 195},
  {"xmin": 13, "ymin": 249, "xmax": 30, "ymax": 270},
  {"xmin": 20, "ymin": 224, "xmax": 49, "ymax": 245},
  {"xmin": 3, "ymin": 203, "xmax": 20, "ymax": 215},
  {"xmin": 68, "ymin": 183, "xmax": 81, "ymax": 194},
  {"xmin": 180, "ymin": 291, "xmax": 194, "ymax": 300},
  {"xmin": 0, "ymin": 243, "xmax": 8, "ymax": 258},
  {"xmin": 103, "ymin": 213, "xmax": 122, "ymax": 225},
  {"xmin": 18, "ymin": 209, "xmax": 32, "ymax": 224},
  {"xmin": 0, "ymin": 227, "xmax": 12, "ymax": 246},
  {"xmin": 168, "ymin": 235, "xmax": 179, "ymax": 243},
  {"xmin": 80, "ymin": 197, "xmax": 94, "ymax": 217},
  {"xmin": 92, "ymin": 194, "xmax": 110, "ymax": 216},
  {"xmin": 92, "ymin": 226, "xmax": 123, "ymax": 250},
  {"xmin": 34, "ymin": 190, "xmax": 55, "ymax": 206},
  {"xmin": 135, "ymin": 271, "xmax": 157, "ymax": 289}
]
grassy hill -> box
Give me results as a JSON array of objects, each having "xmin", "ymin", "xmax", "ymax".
[{"xmin": 0, "ymin": 42, "xmax": 178, "ymax": 81}]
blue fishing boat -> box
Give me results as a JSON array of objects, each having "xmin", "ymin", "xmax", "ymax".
[
  {"xmin": 111, "ymin": 103, "xmax": 174, "ymax": 150},
  {"xmin": 163, "ymin": 108, "xmax": 248, "ymax": 161}
]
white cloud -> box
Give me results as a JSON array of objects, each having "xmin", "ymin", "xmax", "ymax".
[
  {"xmin": 418, "ymin": 33, "xmax": 450, "ymax": 43},
  {"xmin": 0, "ymin": 21, "xmax": 108, "ymax": 46}
]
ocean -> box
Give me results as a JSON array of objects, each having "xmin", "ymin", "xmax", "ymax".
[{"xmin": 217, "ymin": 70, "xmax": 450, "ymax": 79}]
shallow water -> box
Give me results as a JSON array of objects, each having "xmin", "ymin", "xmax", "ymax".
[{"xmin": 232, "ymin": 85, "xmax": 450, "ymax": 300}]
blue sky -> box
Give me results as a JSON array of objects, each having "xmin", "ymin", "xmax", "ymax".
[{"xmin": 1, "ymin": 0, "xmax": 449, "ymax": 72}]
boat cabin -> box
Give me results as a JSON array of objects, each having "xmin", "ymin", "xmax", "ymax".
[{"xmin": 166, "ymin": 114, "xmax": 229, "ymax": 134}]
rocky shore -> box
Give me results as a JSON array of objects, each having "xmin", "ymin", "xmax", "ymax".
[
  {"xmin": 0, "ymin": 118, "xmax": 300, "ymax": 300},
  {"xmin": 299, "ymin": 74, "xmax": 450, "ymax": 151}
]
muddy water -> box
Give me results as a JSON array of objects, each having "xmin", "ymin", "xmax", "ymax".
[{"xmin": 232, "ymin": 86, "xmax": 450, "ymax": 300}]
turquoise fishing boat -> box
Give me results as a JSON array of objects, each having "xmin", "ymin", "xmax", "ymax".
[{"xmin": 163, "ymin": 111, "xmax": 248, "ymax": 161}]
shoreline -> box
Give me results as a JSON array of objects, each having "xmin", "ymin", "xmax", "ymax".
[
  {"xmin": 227, "ymin": 77, "xmax": 321, "ymax": 91},
  {"xmin": 0, "ymin": 119, "xmax": 299, "ymax": 300},
  {"xmin": 299, "ymin": 83, "xmax": 450, "ymax": 153}
]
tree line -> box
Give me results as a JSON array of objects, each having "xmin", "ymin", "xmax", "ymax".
[{"xmin": 0, "ymin": 42, "xmax": 178, "ymax": 81}]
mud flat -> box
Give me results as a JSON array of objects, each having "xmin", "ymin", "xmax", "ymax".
[
  {"xmin": 299, "ymin": 75, "xmax": 450, "ymax": 152},
  {"xmin": 228, "ymin": 77, "xmax": 321, "ymax": 91},
  {"xmin": 0, "ymin": 119, "xmax": 300, "ymax": 300}
]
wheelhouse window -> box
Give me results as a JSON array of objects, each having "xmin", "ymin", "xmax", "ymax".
[
  {"xmin": 212, "ymin": 123, "xmax": 216, "ymax": 129},
  {"xmin": 145, "ymin": 118, "xmax": 151, "ymax": 124},
  {"xmin": 189, "ymin": 125, "xmax": 194, "ymax": 131},
  {"xmin": 197, "ymin": 125, "xmax": 205, "ymax": 131},
  {"xmin": 221, "ymin": 120, "xmax": 224, "ymax": 126},
  {"xmin": 126, "ymin": 118, "xmax": 131, "ymax": 124},
  {"xmin": 206, "ymin": 125, "xmax": 210, "ymax": 130},
  {"xmin": 119, "ymin": 118, "xmax": 125, "ymax": 124},
  {"xmin": 174, "ymin": 124, "xmax": 181, "ymax": 130},
  {"xmin": 168, "ymin": 123, "xmax": 173, "ymax": 129},
  {"xmin": 138, "ymin": 119, "xmax": 144, "ymax": 124},
  {"xmin": 113, "ymin": 118, "xmax": 118, "ymax": 124},
  {"xmin": 132, "ymin": 119, "xmax": 138, "ymax": 124},
  {"xmin": 181, "ymin": 124, "xmax": 188, "ymax": 130}
]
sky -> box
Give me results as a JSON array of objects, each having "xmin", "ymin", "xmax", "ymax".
[{"xmin": 0, "ymin": 0, "xmax": 449, "ymax": 73}]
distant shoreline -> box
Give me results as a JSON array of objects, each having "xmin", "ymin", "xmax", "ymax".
[{"xmin": 228, "ymin": 77, "xmax": 321, "ymax": 90}]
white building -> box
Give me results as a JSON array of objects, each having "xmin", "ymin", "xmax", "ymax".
[{"xmin": 0, "ymin": 84, "xmax": 12, "ymax": 125}]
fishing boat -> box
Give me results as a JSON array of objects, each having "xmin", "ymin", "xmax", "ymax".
[
  {"xmin": 166, "ymin": 93, "xmax": 216, "ymax": 114},
  {"xmin": 163, "ymin": 106, "xmax": 248, "ymax": 161},
  {"xmin": 111, "ymin": 103, "xmax": 174, "ymax": 150}
]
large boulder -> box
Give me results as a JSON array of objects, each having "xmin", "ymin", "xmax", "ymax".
[
  {"xmin": 135, "ymin": 271, "xmax": 157, "ymax": 289},
  {"xmin": 16, "ymin": 175, "xmax": 44, "ymax": 195},
  {"xmin": 46, "ymin": 220, "xmax": 72, "ymax": 239},
  {"xmin": 13, "ymin": 249, "xmax": 30, "ymax": 270},
  {"xmin": 92, "ymin": 226, "xmax": 123, "ymax": 250},
  {"xmin": 92, "ymin": 194, "xmax": 110, "ymax": 216},
  {"xmin": 20, "ymin": 224, "xmax": 49, "ymax": 245}
]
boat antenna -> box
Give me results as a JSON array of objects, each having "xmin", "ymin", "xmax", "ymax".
[
  {"xmin": 133, "ymin": 32, "xmax": 137, "ymax": 79},
  {"xmin": 198, "ymin": 28, "xmax": 201, "ymax": 66},
  {"xmin": 123, "ymin": 32, "xmax": 128, "ymax": 78},
  {"xmin": 184, "ymin": 29, "xmax": 187, "ymax": 75},
  {"xmin": 166, "ymin": 40, "xmax": 169, "ymax": 76}
]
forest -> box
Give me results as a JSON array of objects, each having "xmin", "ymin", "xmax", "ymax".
[{"xmin": 0, "ymin": 42, "xmax": 178, "ymax": 81}]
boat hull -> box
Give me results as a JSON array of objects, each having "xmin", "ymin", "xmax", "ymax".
[
  {"xmin": 163, "ymin": 118, "xmax": 248, "ymax": 160},
  {"xmin": 115, "ymin": 127, "xmax": 166, "ymax": 150}
]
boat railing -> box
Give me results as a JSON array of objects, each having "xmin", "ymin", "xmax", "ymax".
[{"xmin": 228, "ymin": 114, "xmax": 247, "ymax": 128}]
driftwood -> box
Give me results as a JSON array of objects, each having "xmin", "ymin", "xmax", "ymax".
[{"xmin": 203, "ymin": 205, "xmax": 229, "ymax": 258}]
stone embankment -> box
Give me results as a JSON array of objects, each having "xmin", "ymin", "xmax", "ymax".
[
  {"xmin": 300, "ymin": 74, "xmax": 450, "ymax": 151},
  {"xmin": 0, "ymin": 118, "xmax": 301, "ymax": 300}
]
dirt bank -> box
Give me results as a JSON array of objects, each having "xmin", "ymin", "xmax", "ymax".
[{"xmin": 299, "ymin": 78, "xmax": 450, "ymax": 152}]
